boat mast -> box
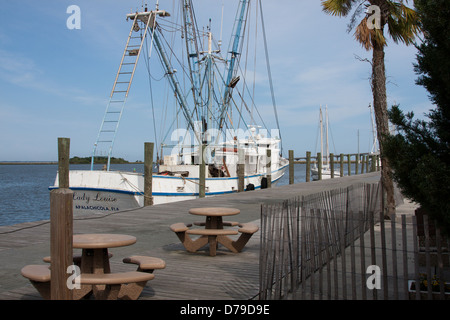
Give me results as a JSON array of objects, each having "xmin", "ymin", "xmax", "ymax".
[
  {"xmin": 325, "ymin": 104, "xmax": 329, "ymax": 167},
  {"xmin": 199, "ymin": 20, "xmax": 220, "ymax": 146},
  {"xmin": 320, "ymin": 105, "xmax": 324, "ymax": 169},
  {"xmin": 182, "ymin": 0, "xmax": 202, "ymax": 122},
  {"xmin": 217, "ymin": 0, "xmax": 249, "ymax": 132},
  {"xmin": 206, "ymin": 29, "xmax": 213, "ymax": 144},
  {"xmin": 150, "ymin": 22, "xmax": 199, "ymax": 141}
]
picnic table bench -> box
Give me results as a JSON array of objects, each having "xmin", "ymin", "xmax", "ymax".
[
  {"xmin": 20, "ymin": 265, "xmax": 52, "ymax": 300},
  {"xmin": 21, "ymin": 233, "xmax": 165, "ymax": 300},
  {"xmin": 122, "ymin": 255, "xmax": 166, "ymax": 273},
  {"xmin": 20, "ymin": 264, "xmax": 155, "ymax": 300},
  {"xmin": 78, "ymin": 271, "xmax": 154, "ymax": 300}
]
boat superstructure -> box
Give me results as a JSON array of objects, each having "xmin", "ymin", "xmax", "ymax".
[{"xmin": 51, "ymin": 1, "xmax": 288, "ymax": 214}]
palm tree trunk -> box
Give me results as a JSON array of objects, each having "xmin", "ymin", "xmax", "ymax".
[{"xmin": 372, "ymin": 41, "xmax": 396, "ymax": 216}]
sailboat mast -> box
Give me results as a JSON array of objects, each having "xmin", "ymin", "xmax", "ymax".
[
  {"xmin": 320, "ymin": 105, "xmax": 323, "ymax": 168},
  {"xmin": 325, "ymin": 104, "xmax": 329, "ymax": 167}
]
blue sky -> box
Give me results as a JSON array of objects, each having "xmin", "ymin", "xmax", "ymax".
[{"xmin": 0, "ymin": 0, "xmax": 430, "ymax": 161}]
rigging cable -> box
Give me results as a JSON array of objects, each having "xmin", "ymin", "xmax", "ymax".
[
  {"xmin": 259, "ymin": 0, "xmax": 282, "ymax": 154},
  {"xmin": 251, "ymin": 0, "xmax": 259, "ymax": 123}
]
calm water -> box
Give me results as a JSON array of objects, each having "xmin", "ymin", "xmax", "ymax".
[{"xmin": 0, "ymin": 163, "xmax": 309, "ymax": 226}]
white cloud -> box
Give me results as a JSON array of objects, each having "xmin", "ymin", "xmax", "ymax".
[{"xmin": 0, "ymin": 50, "xmax": 43, "ymax": 87}]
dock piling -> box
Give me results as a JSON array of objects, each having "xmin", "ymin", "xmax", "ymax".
[
  {"xmin": 266, "ymin": 149, "xmax": 272, "ymax": 188},
  {"xmin": 199, "ymin": 144, "xmax": 206, "ymax": 198},
  {"xmin": 306, "ymin": 151, "xmax": 311, "ymax": 182},
  {"xmin": 347, "ymin": 154, "xmax": 351, "ymax": 176},
  {"xmin": 289, "ymin": 150, "xmax": 294, "ymax": 184},
  {"xmin": 50, "ymin": 137, "xmax": 73, "ymax": 300},
  {"xmin": 317, "ymin": 152, "xmax": 322, "ymax": 180},
  {"xmin": 237, "ymin": 149, "xmax": 245, "ymax": 192},
  {"xmin": 330, "ymin": 153, "xmax": 335, "ymax": 178},
  {"xmin": 144, "ymin": 142, "xmax": 154, "ymax": 206}
]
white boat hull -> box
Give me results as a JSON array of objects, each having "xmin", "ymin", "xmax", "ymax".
[{"xmin": 50, "ymin": 163, "xmax": 288, "ymax": 214}]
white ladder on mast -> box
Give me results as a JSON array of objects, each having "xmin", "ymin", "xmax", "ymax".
[{"xmin": 90, "ymin": 11, "xmax": 153, "ymax": 171}]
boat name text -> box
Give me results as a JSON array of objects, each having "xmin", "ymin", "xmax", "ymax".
[{"xmin": 73, "ymin": 192, "xmax": 118, "ymax": 204}]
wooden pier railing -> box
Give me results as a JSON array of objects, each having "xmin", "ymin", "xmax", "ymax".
[{"xmin": 288, "ymin": 150, "xmax": 381, "ymax": 182}]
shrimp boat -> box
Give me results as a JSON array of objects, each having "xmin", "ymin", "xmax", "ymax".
[{"xmin": 50, "ymin": 0, "xmax": 288, "ymax": 214}]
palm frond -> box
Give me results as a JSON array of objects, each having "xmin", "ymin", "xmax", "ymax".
[
  {"xmin": 347, "ymin": 1, "xmax": 367, "ymax": 33},
  {"xmin": 387, "ymin": 3, "xmax": 421, "ymax": 45},
  {"xmin": 354, "ymin": 17, "xmax": 386, "ymax": 50},
  {"xmin": 323, "ymin": 0, "xmax": 420, "ymax": 49},
  {"xmin": 355, "ymin": 17, "xmax": 373, "ymax": 50},
  {"xmin": 322, "ymin": 0, "xmax": 358, "ymax": 17}
]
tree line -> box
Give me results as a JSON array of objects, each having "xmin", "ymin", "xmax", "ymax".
[{"xmin": 69, "ymin": 156, "xmax": 135, "ymax": 164}]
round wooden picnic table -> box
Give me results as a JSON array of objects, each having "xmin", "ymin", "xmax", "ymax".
[
  {"xmin": 73, "ymin": 234, "xmax": 136, "ymax": 250},
  {"xmin": 188, "ymin": 207, "xmax": 240, "ymax": 229},
  {"xmin": 73, "ymin": 234, "xmax": 136, "ymax": 274},
  {"xmin": 73, "ymin": 233, "xmax": 137, "ymax": 298}
]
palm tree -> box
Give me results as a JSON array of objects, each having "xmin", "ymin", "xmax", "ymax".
[{"xmin": 321, "ymin": 0, "xmax": 420, "ymax": 216}]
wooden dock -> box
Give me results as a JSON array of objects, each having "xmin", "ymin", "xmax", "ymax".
[{"xmin": 0, "ymin": 172, "xmax": 383, "ymax": 300}]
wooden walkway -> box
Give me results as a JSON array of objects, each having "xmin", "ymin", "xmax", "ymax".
[{"xmin": 0, "ymin": 173, "xmax": 383, "ymax": 300}]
